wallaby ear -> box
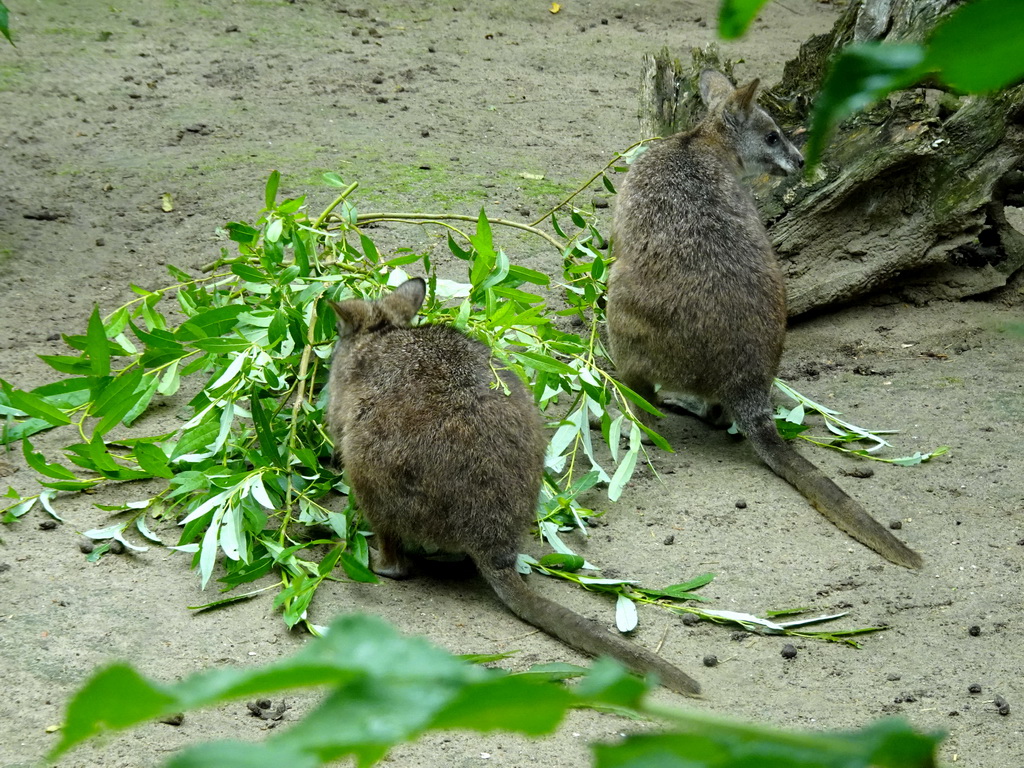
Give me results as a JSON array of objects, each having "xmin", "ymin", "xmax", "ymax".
[
  {"xmin": 382, "ymin": 277, "xmax": 427, "ymax": 324},
  {"xmin": 731, "ymin": 79, "xmax": 761, "ymax": 116},
  {"xmin": 329, "ymin": 299, "xmax": 369, "ymax": 337},
  {"xmin": 698, "ymin": 69, "xmax": 735, "ymax": 111}
]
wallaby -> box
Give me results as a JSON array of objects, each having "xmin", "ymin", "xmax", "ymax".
[
  {"xmin": 326, "ymin": 277, "xmax": 701, "ymax": 695},
  {"xmin": 606, "ymin": 70, "xmax": 923, "ymax": 570}
]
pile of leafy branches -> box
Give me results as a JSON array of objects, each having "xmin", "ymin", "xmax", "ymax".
[{"xmin": 0, "ymin": 155, "xmax": 940, "ymax": 640}]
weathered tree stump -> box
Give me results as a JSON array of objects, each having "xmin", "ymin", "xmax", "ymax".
[{"xmin": 637, "ymin": 0, "xmax": 1024, "ymax": 316}]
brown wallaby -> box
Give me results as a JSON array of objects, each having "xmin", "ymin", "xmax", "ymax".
[
  {"xmin": 606, "ymin": 70, "xmax": 923, "ymax": 570},
  {"xmin": 326, "ymin": 277, "xmax": 701, "ymax": 695}
]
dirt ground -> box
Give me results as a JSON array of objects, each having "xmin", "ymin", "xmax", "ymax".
[{"xmin": 1, "ymin": 1, "xmax": 1022, "ymax": 766}]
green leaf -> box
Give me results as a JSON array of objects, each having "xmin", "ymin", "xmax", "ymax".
[
  {"xmin": 177, "ymin": 305, "xmax": 247, "ymax": 341},
  {"xmin": 264, "ymin": 170, "xmax": 280, "ymax": 209},
  {"xmin": 513, "ymin": 350, "xmax": 576, "ymax": 375},
  {"xmin": 322, "ymin": 171, "xmax": 346, "ymax": 187},
  {"xmin": 50, "ymin": 664, "xmax": 178, "ymax": 759},
  {"xmin": 166, "ymin": 742, "xmax": 320, "ymax": 768},
  {"xmin": 33, "ymin": 354, "xmax": 92, "ymax": 377},
  {"xmin": 91, "ymin": 368, "xmax": 146, "ymax": 436},
  {"xmin": 593, "ymin": 716, "xmax": 943, "ymax": 768},
  {"xmin": 717, "ymin": 0, "xmax": 772, "ymax": 39},
  {"xmin": 231, "ymin": 263, "xmax": 265, "ymax": 282},
  {"xmin": 359, "ymin": 232, "xmax": 380, "ymax": 264},
  {"xmin": 430, "ymin": 675, "xmax": 574, "ymax": 735},
  {"xmin": 2, "ymin": 493, "xmax": 38, "ymax": 522},
  {"xmin": 447, "ymin": 233, "xmax": 472, "ymax": 261},
  {"xmin": 22, "ymin": 440, "xmax": 78, "ymax": 480},
  {"xmin": 86, "ymin": 305, "xmax": 111, "ymax": 377},
  {"xmin": 170, "ymin": 418, "xmax": 221, "ymax": 462},
  {"xmin": 134, "ymin": 442, "xmax": 174, "ymax": 479},
  {"xmin": 1, "ymin": 381, "xmax": 72, "ymax": 426},
  {"xmin": 806, "ymin": 43, "xmax": 926, "ymax": 166},
  {"xmin": 0, "ymin": 1, "xmax": 13, "ymax": 45},
  {"xmin": 190, "ymin": 337, "xmax": 252, "ymax": 354},
  {"xmin": 666, "ymin": 573, "xmax": 715, "ymax": 593},
  {"xmin": 249, "ymin": 392, "xmax": 283, "ymax": 468},
  {"xmin": 225, "ymin": 221, "xmax": 260, "ymax": 245},
  {"xmin": 339, "ymin": 551, "xmax": 379, "ymax": 584},
  {"xmin": 537, "ymin": 553, "xmax": 585, "ymax": 572},
  {"xmin": 607, "ymin": 444, "xmax": 638, "ymax": 503},
  {"xmin": 122, "ymin": 374, "xmax": 160, "ymax": 427},
  {"xmin": 924, "ymin": 0, "xmax": 1024, "ymax": 92}
]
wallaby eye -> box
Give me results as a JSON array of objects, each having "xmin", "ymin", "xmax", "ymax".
[{"xmin": 765, "ymin": 131, "xmax": 780, "ymax": 146}]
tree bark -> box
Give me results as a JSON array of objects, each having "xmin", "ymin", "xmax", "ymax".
[{"xmin": 636, "ymin": 0, "xmax": 1024, "ymax": 317}]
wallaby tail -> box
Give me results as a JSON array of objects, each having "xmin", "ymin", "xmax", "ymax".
[
  {"xmin": 478, "ymin": 561, "xmax": 701, "ymax": 696},
  {"xmin": 743, "ymin": 415, "xmax": 923, "ymax": 570}
]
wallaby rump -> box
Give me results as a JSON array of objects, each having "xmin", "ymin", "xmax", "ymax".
[
  {"xmin": 327, "ymin": 278, "xmax": 701, "ymax": 695},
  {"xmin": 606, "ymin": 70, "xmax": 922, "ymax": 570}
]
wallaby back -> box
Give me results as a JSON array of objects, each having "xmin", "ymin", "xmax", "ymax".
[
  {"xmin": 328, "ymin": 278, "xmax": 701, "ymax": 694},
  {"xmin": 607, "ymin": 70, "xmax": 922, "ymax": 569}
]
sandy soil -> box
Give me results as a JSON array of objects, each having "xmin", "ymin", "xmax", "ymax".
[{"xmin": 1, "ymin": 1, "xmax": 1022, "ymax": 766}]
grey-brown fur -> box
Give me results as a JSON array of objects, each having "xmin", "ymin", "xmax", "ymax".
[
  {"xmin": 327, "ymin": 278, "xmax": 701, "ymax": 695},
  {"xmin": 607, "ymin": 70, "xmax": 922, "ymax": 570}
]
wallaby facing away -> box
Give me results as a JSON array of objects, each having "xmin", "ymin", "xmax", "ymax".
[
  {"xmin": 327, "ymin": 278, "xmax": 701, "ymax": 695},
  {"xmin": 606, "ymin": 70, "xmax": 922, "ymax": 570}
]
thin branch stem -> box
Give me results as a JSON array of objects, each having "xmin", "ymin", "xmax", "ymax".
[
  {"xmin": 353, "ymin": 212, "xmax": 565, "ymax": 252},
  {"xmin": 529, "ymin": 137, "xmax": 656, "ymax": 227},
  {"xmin": 314, "ymin": 182, "xmax": 360, "ymax": 229}
]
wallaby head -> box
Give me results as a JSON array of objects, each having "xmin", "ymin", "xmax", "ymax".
[
  {"xmin": 698, "ymin": 69, "xmax": 803, "ymax": 178},
  {"xmin": 330, "ymin": 277, "xmax": 427, "ymax": 340}
]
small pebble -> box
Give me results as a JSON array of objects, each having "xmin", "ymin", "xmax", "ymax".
[
  {"xmin": 158, "ymin": 713, "xmax": 184, "ymax": 726},
  {"xmin": 663, "ymin": 534, "xmax": 675, "ymax": 545},
  {"xmin": 702, "ymin": 654, "xmax": 718, "ymax": 667},
  {"xmin": 420, "ymin": 129, "xmax": 430, "ymax": 137},
  {"xmin": 78, "ymin": 539, "xmax": 95, "ymax": 554},
  {"xmin": 994, "ymin": 696, "xmax": 1010, "ymax": 716},
  {"xmin": 968, "ymin": 683, "xmax": 982, "ymax": 694},
  {"xmin": 888, "ymin": 520, "xmax": 902, "ymax": 530},
  {"xmin": 39, "ymin": 520, "xmax": 58, "ymax": 531},
  {"xmin": 735, "ymin": 499, "xmax": 747, "ymax": 509},
  {"xmin": 969, "ymin": 625, "xmax": 981, "ymax": 637},
  {"xmin": 886, "ymin": 673, "xmax": 901, "ymax": 681},
  {"xmin": 108, "ymin": 539, "xmax": 125, "ymax": 555},
  {"xmin": 781, "ymin": 643, "xmax": 797, "ymax": 659},
  {"xmin": 730, "ymin": 631, "xmax": 747, "ymax": 641},
  {"xmin": 681, "ymin": 613, "xmax": 699, "ymax": 626}
]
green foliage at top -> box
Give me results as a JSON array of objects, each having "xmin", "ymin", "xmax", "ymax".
[
  {"xmin": 720, "ymin": 0, "xmax": 1024, "ymax": 166},
  {"xmin": 804, "ymin": 0, "xmax": 1024, "ymax": 165},
  {"xmin": 0, "ymin": 1, "xmax": 12, "ymax": 46},
  {"xmin": 50, "ymin": 613, "xmax": 944, "ymax": 768},
  {"xmin": 717, "ymin": 0, "xmax": 772, "ymax": 39}
]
